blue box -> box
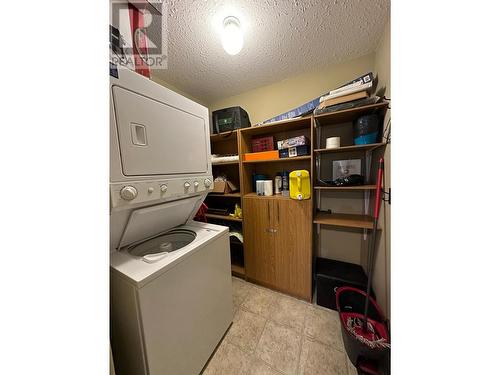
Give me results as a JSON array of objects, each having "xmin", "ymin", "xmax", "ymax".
[{"xmin": 263, "ymin": 94, "xmax": 327, "ymax": 124}]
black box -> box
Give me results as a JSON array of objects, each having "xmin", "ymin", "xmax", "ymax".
[
  {"xmin": 278, "ymin": 145, "xmax": 309, "ymax": 158},
  {"xmin": 212, "ymin": 106, "xmax": 250, "ymax": 134},
  {"xmin": 316, "ymin": 257, "xmax": 375, "ymax": 311}
]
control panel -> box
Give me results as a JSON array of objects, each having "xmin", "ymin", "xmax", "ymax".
[{"xmin": 110, "ymin": 176, "xmax": 213, "ymax": 209}]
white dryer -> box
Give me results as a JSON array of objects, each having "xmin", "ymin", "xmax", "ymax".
[{"xmin": 110, "ymin": 67, "xmax": 233, "ymax": 375}]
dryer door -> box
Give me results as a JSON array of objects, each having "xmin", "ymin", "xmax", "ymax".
[{"xmin": 112, "ymin": 86, "xmax": 209, "ymax": 176}]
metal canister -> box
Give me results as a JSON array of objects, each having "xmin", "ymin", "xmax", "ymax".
[
  {"xmin": 274, "ymin": 173, "xmax": 282, "ymax": 194},
  {"xmin": 282, "ymin": 171, "xmax": 289, "ymax": 190}
]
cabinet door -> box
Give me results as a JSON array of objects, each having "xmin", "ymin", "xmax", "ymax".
[
  {"xmin": 243, "ymin": 197, "xmax": 276, "ymax": 286},
  {"xmin": 274, "ymin": 199, "xmax": 312, "ymax": 300}
]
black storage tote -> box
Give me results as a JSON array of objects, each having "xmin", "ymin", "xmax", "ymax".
[{"xmin": 316, "ymin": 257, "xmax": 375, "ymax": 311}]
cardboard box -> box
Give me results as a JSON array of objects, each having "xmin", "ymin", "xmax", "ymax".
[
  {"xmin": 262, "ymin": 96, "xmax": 325, "ymax": 124},
  {"xmin": 244, "ymin": 150, "xmax": 279, "ymax": 161},
  {"xmin": 212, "ymin": 180, "xmax": 239, "ymax": 194}
]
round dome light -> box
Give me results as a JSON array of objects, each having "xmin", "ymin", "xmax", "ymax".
[{"xmin": 221, "ymin": 16, "xmax": 243, "ymax": 55}]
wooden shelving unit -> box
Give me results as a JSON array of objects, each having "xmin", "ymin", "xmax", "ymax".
[
  {"xmin": 242, "ymin": 155, "xmax": 311, "ymax": 164},
  {"xmin": 313, "ymin": 212, "xmax": 374, "ymax": 229},
  {"xmin": 239, "ymin": 116, "xmax": 312, "ymax": 136},
  {"xmin": 212, "ymin": 161, "xmax": 239, "ymax": 166},
  {"xmin": 313, "ymin": 102, "xmax": 389, "ymax": 205},
  {"xmin": 243, "ymin": 192, "xmax": 294, "ymax": 200},
  {"xmin": 210, "ymin": 130, "xmax": 238, "ymax": 142},
  {"xmin": 204, "ymin": 213, "xmax": 242, "ymax": 222},
  {"xmin": 314, "ymin": 185, "xmax": 377, "ymax": 190},
  {"xmin": 314, "ymin": 142, "xmax": 385, "ymax": 154},
  {"xmin": 204, "ymin": 130, "xmax": 245, "ymax": 277},
  {"xmin": 208, "ymin": 192, "xmax": 242, "ymax": 198},
  {"xmin": 312, "ymin": 101, "xmax": 389, "ymax": 298},
  {"xmin": 231, "ymin": 264, "xmax": 246, "ymax": 277},
  {"xmin": 203, "ymin": 101, "xmax": 389, "ymax": 298},
  {"xmin": 314, "ymin": 102, "xmax": 388, "ymax": 126}
]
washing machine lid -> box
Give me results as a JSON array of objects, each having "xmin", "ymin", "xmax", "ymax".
[{"xmin": 117, "ymin": 196, "xmax": 200, "ymax": 250}]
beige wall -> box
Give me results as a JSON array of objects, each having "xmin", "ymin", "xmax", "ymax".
[
  {"xmin": 209, "ymin": 53, "xmax": 376, "ymax": 125},
  {"xmin": 374, "ymin": 17, "xmax": 391, "ymax": 99},
  {"xmin": 371, "ymin": 15, "xmax": 391, "ymax": 319}
]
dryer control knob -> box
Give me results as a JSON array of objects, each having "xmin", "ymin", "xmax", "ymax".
[
  {"xmin": 184, "ymin": 182, "xmax": 191, "ymax": 189},
  {"xmin": 194, "ymin": 181, "xmax": 199, "ymax": 188},
  {"xmin": 160, "ymin": 184, "xmax": 168, "ymax": 193},
  {"xmin": 120, "ymin": 186, "xmax": 138, "ymax": 201},
  {"xmin": 204, "ymin": 179, "xmax": 212, "ymax": 188},
  {"xmin": 147, "ymin": 187, "xmax": 154, "ymax": 194}
]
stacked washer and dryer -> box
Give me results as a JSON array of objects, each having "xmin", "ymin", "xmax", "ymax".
[{"xmin": 110, "ymin": 67, "xmax": 233, "ymax": 375}]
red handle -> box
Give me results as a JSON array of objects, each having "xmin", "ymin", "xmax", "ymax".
[{"xmin": 374, "ymin": 158, "xmax": 384, "ymax": 219}]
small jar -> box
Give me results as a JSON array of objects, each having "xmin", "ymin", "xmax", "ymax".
[{"xmin": 274, "ymin": 173, "xmax": 282, "ymax": 195}]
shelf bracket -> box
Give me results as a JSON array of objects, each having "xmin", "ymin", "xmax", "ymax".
[{"xmin": 382, "ymin": 188, "xmax": 391, "ymax": 205}]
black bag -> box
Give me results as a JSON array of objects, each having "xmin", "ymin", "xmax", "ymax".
[{"xmin": 212, "ymin": 107, "xmax": 250, "ymax": 134}]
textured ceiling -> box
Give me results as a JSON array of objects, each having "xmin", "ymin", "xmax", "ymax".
[{"xmin": 149, "ymin": 0, "xmax": 390, "ymax": 103}]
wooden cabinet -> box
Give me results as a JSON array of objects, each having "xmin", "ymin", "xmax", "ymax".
[
  {"xmin": 244, "ymin": 196, "xmax": 312, "ymax": 300},
  {"xmin": 275, "ymin": 198, "xmax": 312, "ymax": 300},
  {"xmin": 244, "ymin": 198, "xmax": 276, "ymax": 286}
]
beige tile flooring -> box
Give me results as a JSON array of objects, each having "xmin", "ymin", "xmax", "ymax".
[{"xmin": 203, "ymin": 277, "xmax": 358, "ymax": 375}]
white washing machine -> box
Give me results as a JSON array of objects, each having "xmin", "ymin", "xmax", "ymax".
[{"xmin": 110, "ymin": 67, "xmax": 233, "ymax": 375}]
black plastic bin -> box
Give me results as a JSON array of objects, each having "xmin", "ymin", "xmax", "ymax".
[{"xmin": 316, "ymin": 257, "xmax": 374, "ymax": 311}]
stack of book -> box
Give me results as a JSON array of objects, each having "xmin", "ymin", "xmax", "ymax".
[{"xmin": 317, "ymin": 73, "xmax": 374, "ymax": 110}]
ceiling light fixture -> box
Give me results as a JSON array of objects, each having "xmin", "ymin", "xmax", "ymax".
[{"xmin": 221, "ymin": 16, "xmax": 243, "ymax": 55}]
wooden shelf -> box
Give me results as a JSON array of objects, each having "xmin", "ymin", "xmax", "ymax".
[
  {"xmin": 313, "ymin": 212, "xmax": 374, "ymax": 229},
  {"xmin": 231, "ymin": 263, "xmax": 246, "ymax": 277},
  {"xmin": 208, "ymin": 192, "xmax": 241, "ymax": 198},
  {"xmin": 314, "ymin": 185, "xmax": 377, "ymax": 191},
  {"xmin": 314, "ymin": 143, "xmax": 386, "ymax": 154},
  {"xmin": 314, "ymin": 102, "xmax": 389, "ymax": 126},
  {"xmin": 205, "ymin": 213, "xmax": 243, "ymax": 222},
  {"xmin": 244, "ymin": 193, "xmax": 299, "ymax": 200},
  {"xmin": 210, "ymin": 131, "xmax": 237, "ymax": 142},
  {"xmin": 242, "ymin": 155, "xmax": 311, "ymax": 164},
  {"xmin": 240, "ymin": 116, "xmax": 312, "ymax": 136},
  {"xmin": 212, "ymin": 160, "xmax": 239, "ymax": 166}
]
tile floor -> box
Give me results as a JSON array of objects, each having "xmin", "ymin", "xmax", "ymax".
[{"xmin": 202, "ymin": 277, "xmax": 358, "ymax": 375}]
